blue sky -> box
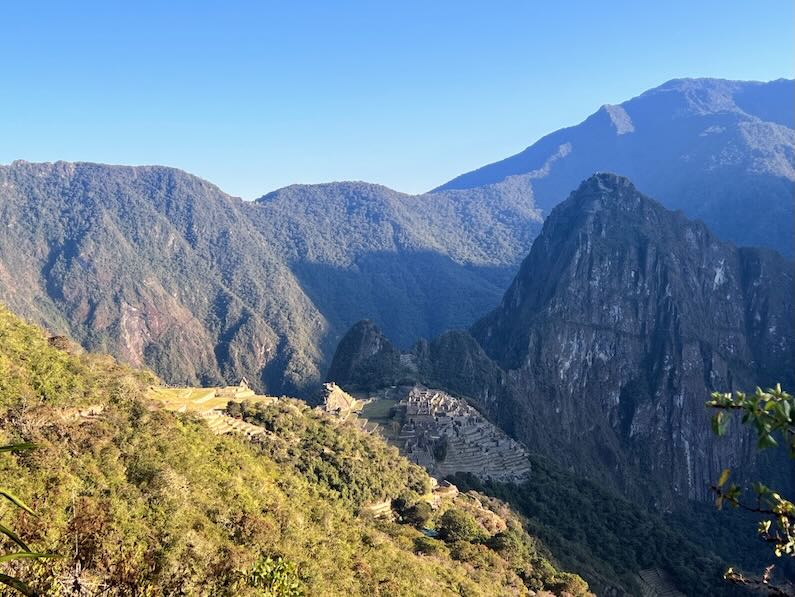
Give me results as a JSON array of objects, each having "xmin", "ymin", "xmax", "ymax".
[{"xmin": 1, "ymin": 1, "xmax": 791, "ymax": 198}]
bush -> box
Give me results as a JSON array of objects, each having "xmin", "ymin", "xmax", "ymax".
[
  {"xmin": 438, "ymin": 508, "xmax": 483, "ymax": 543},
  {"xmin": 403, "ymin": 502, "xmax": 434, "ymax": 528},
  {"xmin": 247, "ymin": 555, "xmax": 303, "ymax": 596},
  {"xmin": 414, "ymin": 536, "xmax": 449, "ymax": 557}
]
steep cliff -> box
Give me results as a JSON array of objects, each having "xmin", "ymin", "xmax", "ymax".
[{"xmin": 329, "ymin": 174, "xmax": 794, "ymax": 503}]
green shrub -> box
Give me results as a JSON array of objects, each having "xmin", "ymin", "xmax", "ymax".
[
  {"xmin": 247, "ymin": 555, "xmax": 303, "ymax": 596},
  {"xmin": 414, "ymin": 536, "xmax": 449, "ymax": 558},
  {"xmin": 438, "ymin": 508, "xmax": 483, "ymax": 543}
]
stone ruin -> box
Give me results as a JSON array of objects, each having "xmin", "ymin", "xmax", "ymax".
[{"xmin": 395, "ymin": 386, "xmax": 531, "ymax": 482}]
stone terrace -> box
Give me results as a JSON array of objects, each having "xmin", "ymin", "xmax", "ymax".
[
  {"xmin": 396, "ymin": 386, "xmax": 531, "ymax": 482},
  {"xmin": 149, "ymin": 380, "xmax": 277, "ymax": 437}
]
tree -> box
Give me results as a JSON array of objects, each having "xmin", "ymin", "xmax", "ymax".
[
  {"xmin": 707, "ymin": 384, "xmax": 794, "ymax": 596},
  {"xmin": 404, "ymin": 502, "xmax": 434, "ymax": 529},
  {"xmin": 437, "ymin": 508, "xmax": 483, "ymax": 543}
]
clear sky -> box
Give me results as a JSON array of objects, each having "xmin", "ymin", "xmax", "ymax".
[{"xmin": 1, "ymin": 1, "xmax": 792, "ymax": 198}]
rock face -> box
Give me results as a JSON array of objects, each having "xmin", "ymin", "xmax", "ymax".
[
  {"xmin": 329, "ymin": 174, "xmax": 794, "ymax": 503},
  {"xmin": 436, "ymin": 78, "xmax": 795, "ymax": 256}
]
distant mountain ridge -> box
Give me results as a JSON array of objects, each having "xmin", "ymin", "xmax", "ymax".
[
  {"xmin": 0, "ymin": 161, "xmax": 541, "ymax": 394},
  {"xmin": 1, "ymin": 77, "xmax": 791, "ymax": 394},
  {"xmin": 328, "ymin": 173, "xmax": 794, "ymax": 504},
  {"xmin": 436, "ymin": 78, "xmax": 795, "ymax": 256}
]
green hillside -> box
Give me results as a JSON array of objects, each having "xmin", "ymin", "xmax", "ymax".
[{"xmin": 0, "ymin": 305, "xmax": 587, "ymax": 596}]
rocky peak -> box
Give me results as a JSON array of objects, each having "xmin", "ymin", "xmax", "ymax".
[
  {"xmin": 472, "ymin": 174, "xmax": 794, "ymax": 500},
  {"xmin": 325, "ymin": 320, "xmax": 404, "ymax": 389},
  {"xmin": 331, "ymin": 173, "xmax": 794, "ymax": 503}
]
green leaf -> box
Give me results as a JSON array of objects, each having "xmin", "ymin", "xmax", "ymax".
[
  {"xmin": 778, "ymin": 400, "xmax": 791, "ymax": 422},
  {"xmin": 0, "ymin": 490, "xmax": 36, "ymax": 516},
  {"xmin": 0, "ymin": 523, "xmax": 30, "ymax": 551},
  {"xmin": 757, "ymin": 433, "xmax": 779, "ymax": 450},
  {"xmin": 0, "ymin": 552, "xmax": 57, "ymax": 564},
  {"xmin": 717, "ymin": 468, "xmax": 731, "ymax": 487},
  {"xmin": 712, "ymin": 411, "xmax": 729, "ymax": 437},
  {"xmin": 0, "ymin": 573, "xmax": 36, "ymax": 597},
  {"xmin": 0, "ymin": 443, "xmax": 36, "ymax": 453}
]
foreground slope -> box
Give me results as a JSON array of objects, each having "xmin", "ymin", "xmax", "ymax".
[
  {"xmin": 0, "ymin": 305, "xmax": 588, "ymax": 596},
  {"xmin": 329, "ymin": 174, "xmax": 794, "ymax": 504},
  {"xmin": 437, "ymin": 78, "xmax": 795, "ymax": 255}
]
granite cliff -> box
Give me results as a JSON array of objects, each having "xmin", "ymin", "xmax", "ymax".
[{"xmin": 328, "ymin": 174, "xmax": 795, "ymax": 503}]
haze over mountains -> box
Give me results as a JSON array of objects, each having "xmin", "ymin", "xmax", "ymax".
[
  {"xmin": 0, "ymin": 77, "xmax": 791, "ymax": 397},
  {"xmin": 437, "ymin": 78, "xmax": 794, "ymax": 256}
]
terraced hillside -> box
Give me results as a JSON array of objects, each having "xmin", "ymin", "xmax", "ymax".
[
  {"xmin": 323, "ymin": 385, "xmax": 532, "ymax": 483},
  {"xmin": 150, "ymin": 381, "xmax": 276, "ymax": 436}
]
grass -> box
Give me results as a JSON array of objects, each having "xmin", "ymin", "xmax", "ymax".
[
  {"xmin": 148, "ymin": 385, "xmax": 275, "ymax": 414},
  {"xmin": 359, "ymin": 399, "xmax": 398, "ymax": 421}
]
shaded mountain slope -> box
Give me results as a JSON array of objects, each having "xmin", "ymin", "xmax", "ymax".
[
  {"xmin": 436, "ymin": 78, "xmax": 795, "ymax": 255},
  {"xmin": 248, "ymin": 176, "xmax": 542, "ymax": 348},
  {"xmin": 329, "ymin": 174, "xmax": 794, "ymax": 504}
]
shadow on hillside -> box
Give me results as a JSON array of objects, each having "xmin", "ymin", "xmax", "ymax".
[{"xmin": 292, "ymin": 250, "xmax": 519, "ymax": 372}]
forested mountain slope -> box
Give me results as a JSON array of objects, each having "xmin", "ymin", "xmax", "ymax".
[{"xmin": 0, "ymin": 162, "xmax": 540, "ymax": 395}]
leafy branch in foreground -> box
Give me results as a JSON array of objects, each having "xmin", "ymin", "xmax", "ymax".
[
  {"xmin": 0, "ymin": 443, "xmax": 56, "ymax": 596},
  {"xmin": 707, "ymin": 385, "xmax": 794, "ymax": 596}
]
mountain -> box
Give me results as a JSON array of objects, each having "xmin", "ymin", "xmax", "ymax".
[
  {"xmin": 436, "ymin": 78, "xmax": 795, "ymax": 256},
  {"xmin": 328, "ymin": 173, "xmax": 794, "ymax": 504},
  {"xmin": 0, "ymin": 161, "xmax": 324, "ymax": 394},
  {"xmin": 1, "ymin": 79, "xmax": 792, "ymax": 396},
  {"xmin": 249, "ymin": 176, "xmax": 542, "ymax": 349},
  {"xmin": 0, "ymin": 303, "xmax": 593, "ymax": 596},
  {"xmin": 0, "ymin": 161, "xmax": 540, "ymax": 395}
]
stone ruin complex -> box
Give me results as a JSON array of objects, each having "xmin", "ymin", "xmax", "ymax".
[{"xmin": 395, "ymin": 386, "xmax": 531, "ymax": 482}]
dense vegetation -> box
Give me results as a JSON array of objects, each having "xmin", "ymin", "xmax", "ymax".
[
  {"xmin": 227, "ymin": 399, "xmax": 591, "ymax": 595},
  {"xmin": 0, "ymin": 161, "xmax": 541, "ymax": 399},
  {"xmin": 226, "ymin": 399, "xmax": 431, "ymax": 510},
  {"xmin": 449, "ymin": 454, "xmax": 758, "ymax": 596},
  {"xmin": 0, "ymin": 305, "xmax": 587, "ymax": 595}
]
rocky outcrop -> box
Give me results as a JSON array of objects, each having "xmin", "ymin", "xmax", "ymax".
[{"xmin": 329, "ymin": 174, "xmax": 794, "ymax": 504}]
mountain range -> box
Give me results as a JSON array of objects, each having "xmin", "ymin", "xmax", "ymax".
[
  {"xmin": 327, "ymin": 173, "xmax": 794, "ymax": 505},
  {"xmin": 437, "ymin": 78, "xmax": 794, "ymax": 256},
  {"xmin": 0, "ymin": 77, "xmax": 791, "ymax": 397}
]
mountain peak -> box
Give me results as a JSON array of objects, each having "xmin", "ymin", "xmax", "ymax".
[
  {"xmin": 559, "ymin": 173, "xmax": 654, "ymax": 220},
  {"xmin": 433, "ymin": 78, "xmax": 794, "ymax": 255}
]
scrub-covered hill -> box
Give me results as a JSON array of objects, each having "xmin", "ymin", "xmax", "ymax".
[{"xmin": 0, "ymin": 305, "xmax": 588, "ymax": 596}]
